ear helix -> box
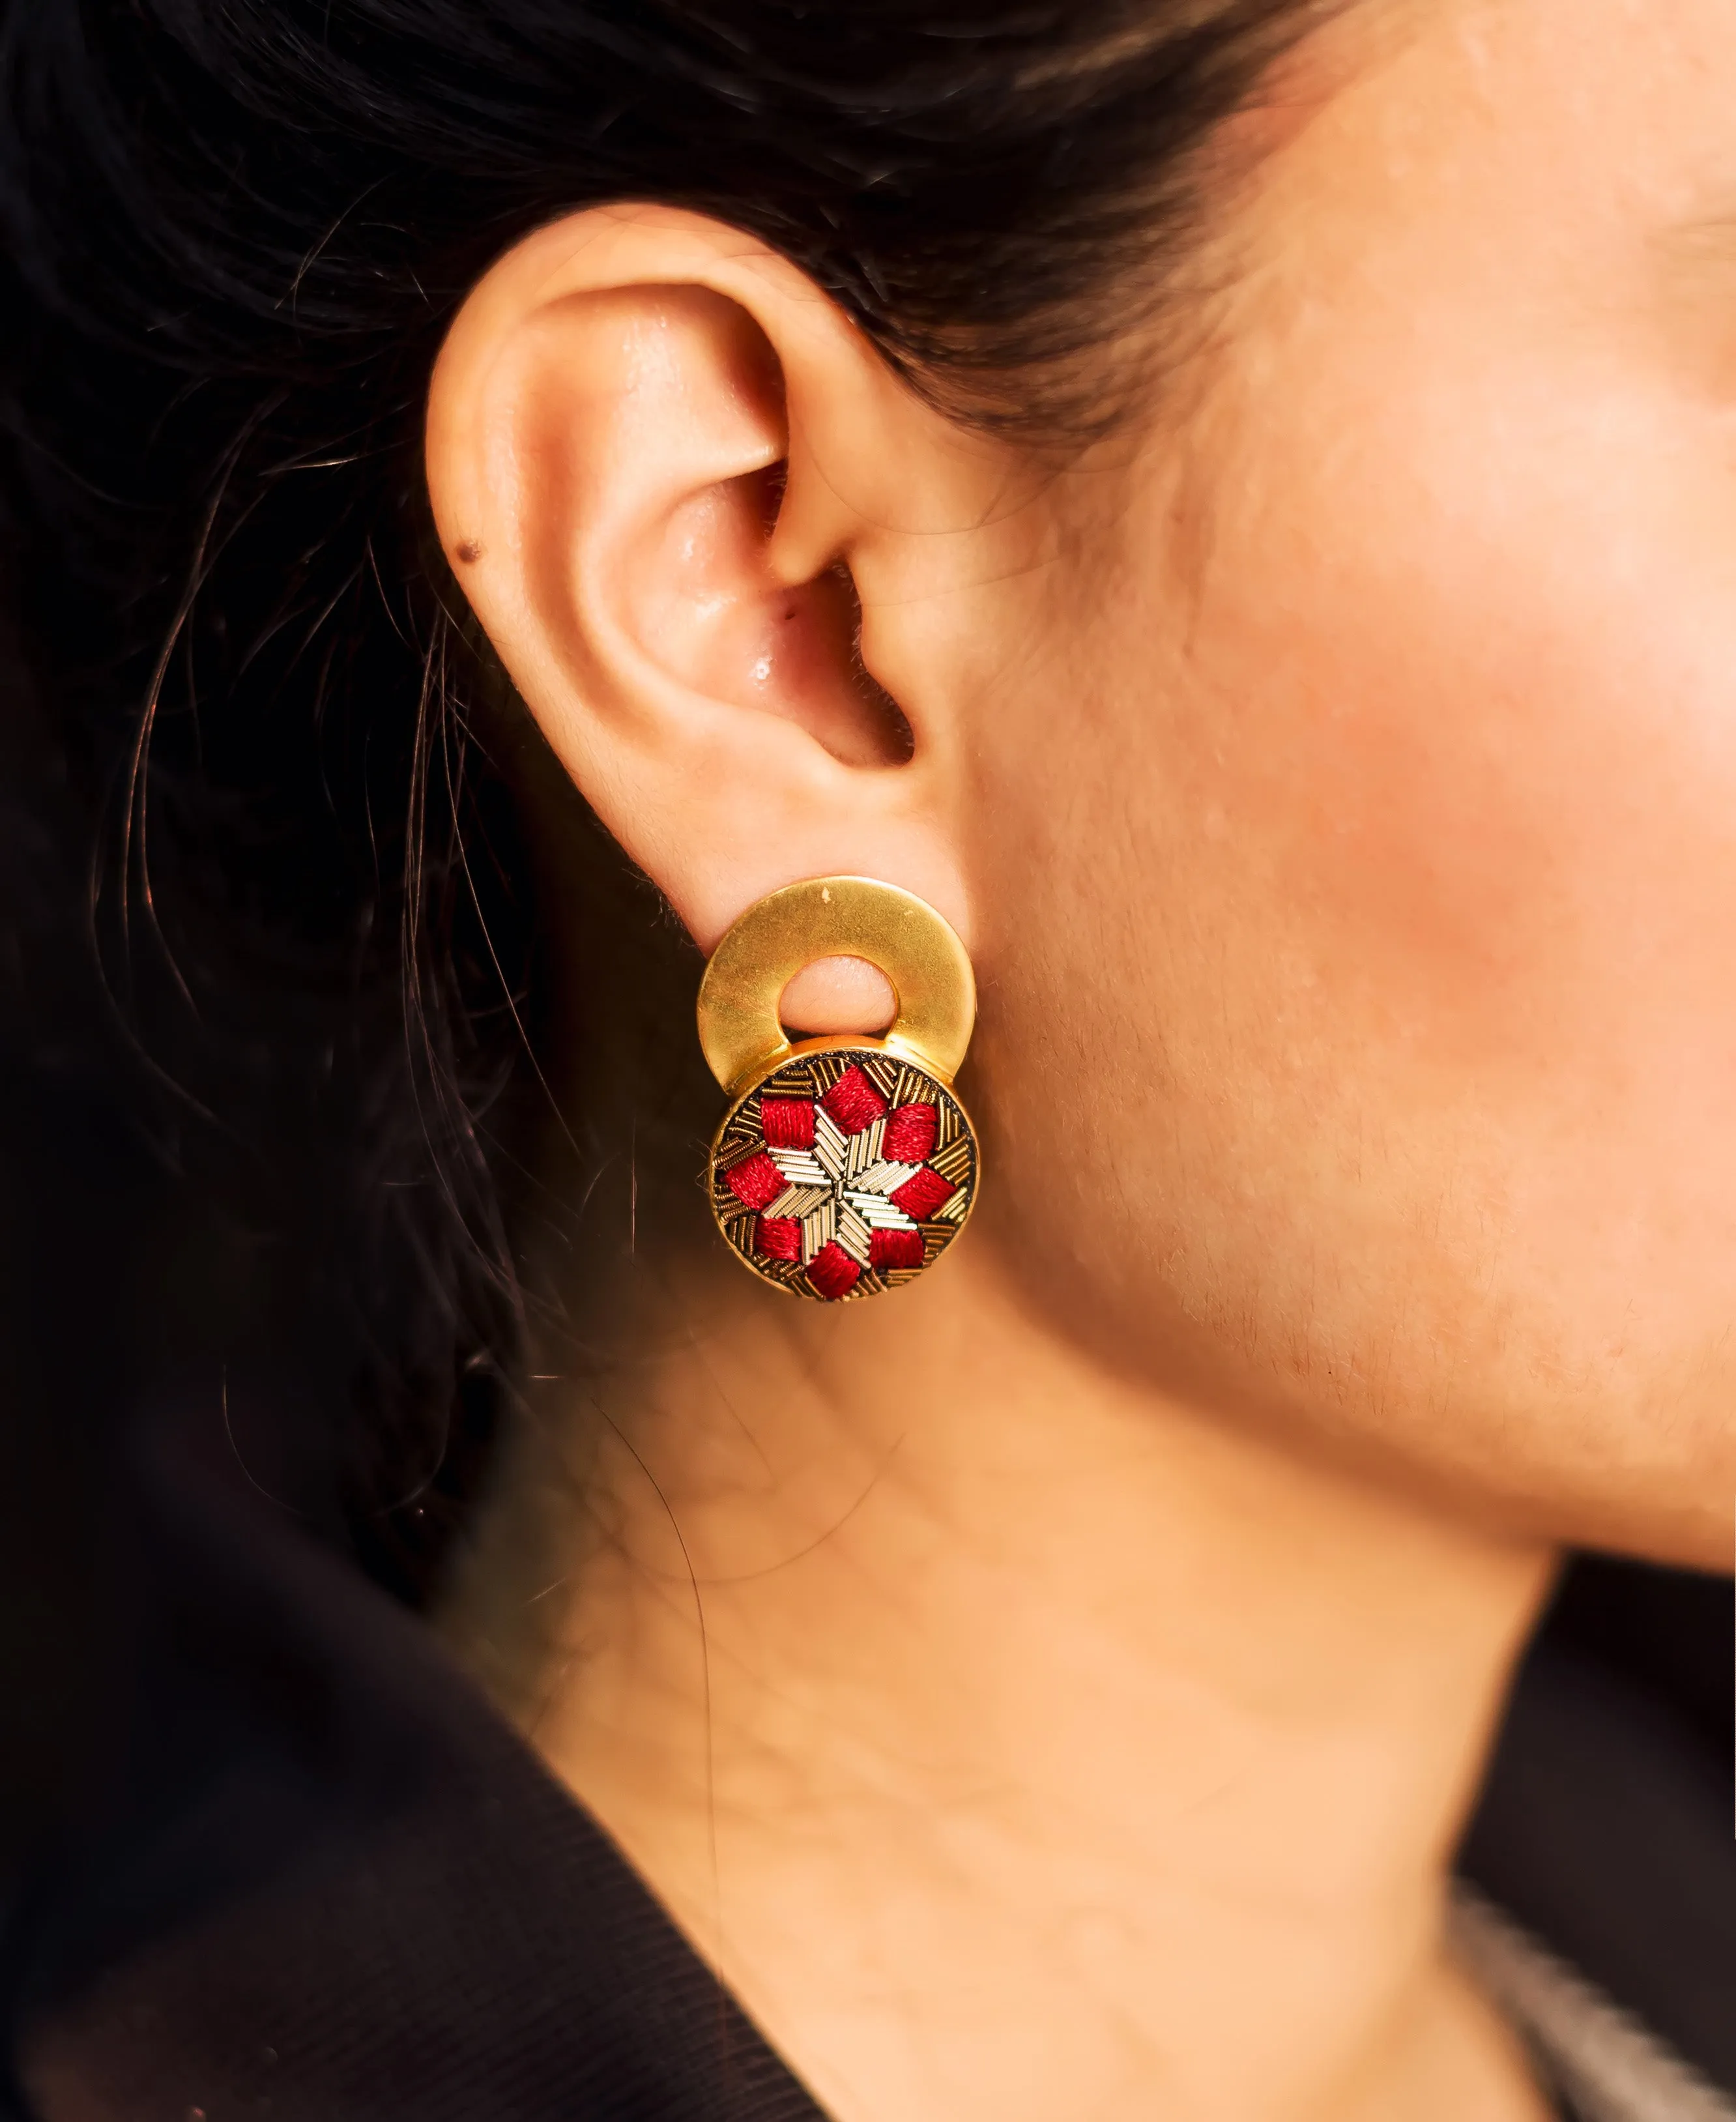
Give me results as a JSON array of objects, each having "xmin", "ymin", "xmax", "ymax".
[{"xmin": 697, "ymin": 878, "xmax": 979, "ymax": 1301}]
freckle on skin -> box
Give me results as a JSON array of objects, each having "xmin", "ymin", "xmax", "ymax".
[{"xmin": 456, "ymin": 540, "xmax": 482, "ymax": 564}]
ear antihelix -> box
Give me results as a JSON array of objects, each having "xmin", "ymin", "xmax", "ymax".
[{"xmin": 697, "ymin": 878, "xmax": 979, "ymax": 1302}]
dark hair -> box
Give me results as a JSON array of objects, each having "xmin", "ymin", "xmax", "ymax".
[{"xmin": 0, "ymin": 0, "xmax": 1324, "ymax": 1597}]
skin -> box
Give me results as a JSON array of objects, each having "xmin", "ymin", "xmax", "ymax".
[{"xmin": 426, "ymin": 1, "xmax": 1736, "ymax": 2115}]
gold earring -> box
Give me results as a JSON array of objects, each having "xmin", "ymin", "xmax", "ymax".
[{"xmin": 697, "ymin": 877, "xmax": 979, "ymax": 1301}]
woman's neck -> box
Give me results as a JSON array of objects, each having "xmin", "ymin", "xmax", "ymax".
[{"xmin": 464, "ymin": 1239, "xmax": 1557, "ymax": 2122}]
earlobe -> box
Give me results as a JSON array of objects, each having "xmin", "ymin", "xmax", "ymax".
[{"xmin": 424, "ymin": 207, "xmax": 971, "ymax": 983}]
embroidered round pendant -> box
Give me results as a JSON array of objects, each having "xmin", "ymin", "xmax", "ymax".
[{"xmin": 708, "ymin": 1042, "xmax": 979, "ymax": 1301}]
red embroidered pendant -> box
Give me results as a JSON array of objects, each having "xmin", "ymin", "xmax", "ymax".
[
  {"xmin": 697, "ymin": 879, "xmax": 980, "ymax": 1303},
  {"xmin": 709, "ymin": 1045, "xmax": 979, "ymax": 1301}
]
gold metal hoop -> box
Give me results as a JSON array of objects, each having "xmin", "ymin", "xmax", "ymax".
[{"xmin": 696, "ymin": 877, "xmax": 976, "ymax": 1096}]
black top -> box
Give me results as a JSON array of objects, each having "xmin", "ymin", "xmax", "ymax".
[{"xmin": 5, "ymin": 1397, "xmax": 1733, "ymax": 2122}]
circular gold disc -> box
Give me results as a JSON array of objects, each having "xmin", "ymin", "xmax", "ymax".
[
  {"xmin": 696, "ymin": 877, "xmax": 976, "ymax": 1096},
  {"xmin": 708, "ymin": 1041, "xmax": 979, "ymax": 1301}
]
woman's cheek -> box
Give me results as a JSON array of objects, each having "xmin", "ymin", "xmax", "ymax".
[{"xmin": 1196, "ymin": 332, "xmax": 1736, "ymax": 1083}]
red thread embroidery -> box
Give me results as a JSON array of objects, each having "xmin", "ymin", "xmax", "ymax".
[
  {"xmin": 725, "ymin": 1150, "xmax": 785, "ymax": 1212},
  {"xmin": 715, "ymin": 1051, "xmax": 973, "ymax": 1298},
  {"xmin": 755, "ymin": 1215, "xmax": 802, "ymax": 1262},
  {"xmin": 890, "ymin": 1167, "xmax": 956, "ymax": 1221},
  {"xmin": 820, "ymin": 1065, "xmax": 887, "ymax": 1136},
  {"xmin": 760, "ymin": 1096, "xmax": 816, "ymax": 1150},
  {"xmin": 869, "ymin": 1227, "xmax": 925, "ymax": 1273},
  {"xmin": 806, "ymin": 1242, "xmax": 861, "ymax": 1300},
  {"xmin": 882, "ymin": 1101, "xmax": 938, "ymax": 1163}
]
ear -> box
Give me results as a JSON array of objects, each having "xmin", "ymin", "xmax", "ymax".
[{"xmin": 425, "ymin": 204, "xmax": 1007, "ymax": 1031}]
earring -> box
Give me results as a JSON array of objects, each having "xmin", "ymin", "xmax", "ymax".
[{"xmin": 697, "ymin": 877, "xmax": 979, "ymax": 1301}]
